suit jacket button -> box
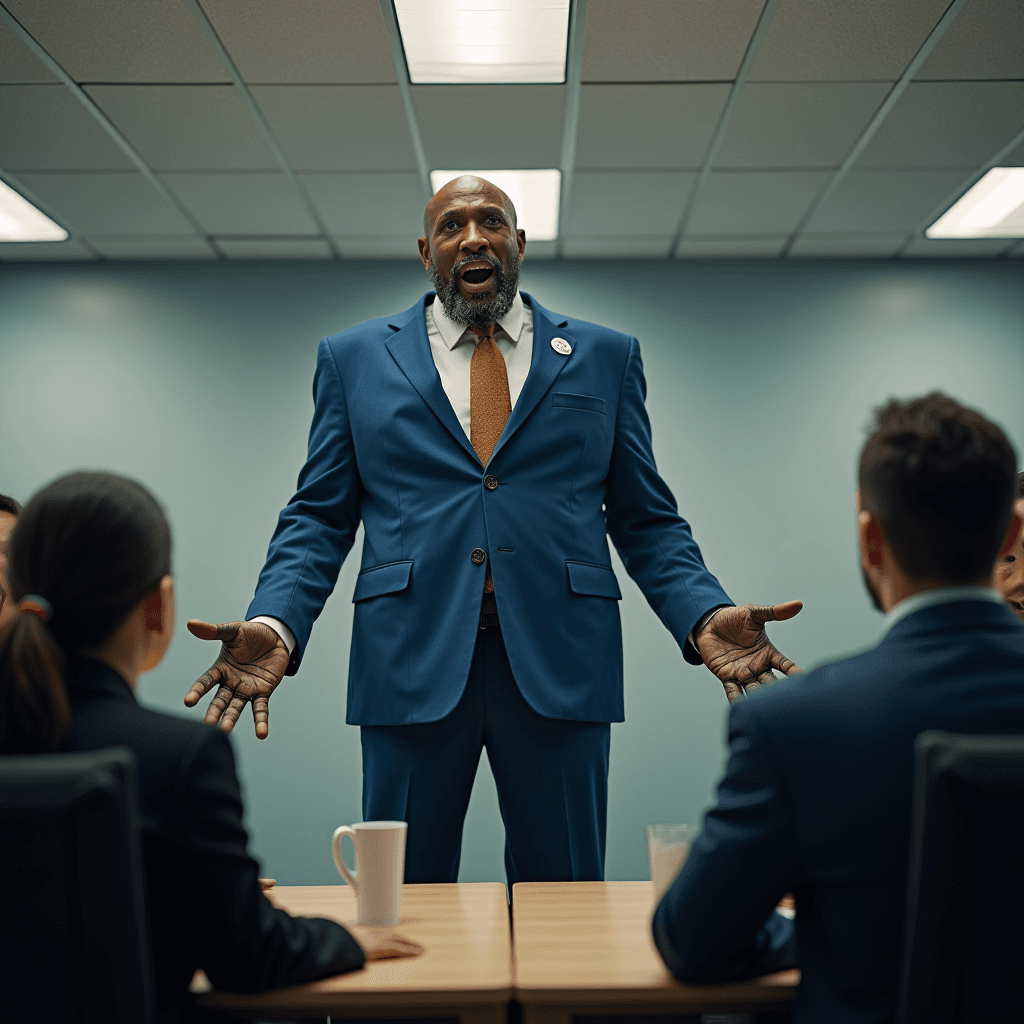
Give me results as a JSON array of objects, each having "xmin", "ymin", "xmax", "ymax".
[
  {"xmin": 484, "ymin": 475, "xmax": 498, "ymax": 490},
  {"xmin": 471, "ymin": 548, "xmax": 487, "ymax": 564}
]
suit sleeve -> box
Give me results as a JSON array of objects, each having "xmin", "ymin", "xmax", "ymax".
[
  {"xmin": 179, "ymin": 729, "xmax": 365, "ymax": 992},
  {"xmin": 246, "ymin": 338, "xmax": 362, "ymax": 673},
  {"xmin": 605, "ymin": 336, "xmax": 732, "ymax": 658},
  {"xmin": 651, "ymin": 699, "xmax": 799, "ymax": 983}
]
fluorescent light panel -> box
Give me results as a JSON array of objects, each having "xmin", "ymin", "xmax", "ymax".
[
  {"xmin": 430, "ymin": 169, "xmax": 561, "ymax": 241},
  {"xmin": 926, "ymin": 167, "xmax": 1024, "ymax": 238},
  {"xmin": 395, "ymin": 0, "xmax": 571, "ymax": 84},
  {"xmin": 0, "ymin": 179, "xmax": 68, "ymax": 242}
]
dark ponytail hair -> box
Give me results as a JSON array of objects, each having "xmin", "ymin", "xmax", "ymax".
[{"xmin": 0, "ymin": 472, "xmax": 171, "ymax": 753}]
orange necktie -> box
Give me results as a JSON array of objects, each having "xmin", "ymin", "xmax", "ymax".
[{"xmin": 469, "ymin": 325, "xmax": 511, "ymax": 594}]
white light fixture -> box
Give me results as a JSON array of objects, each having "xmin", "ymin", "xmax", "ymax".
[
  {"xmin": 0, "ymin": 179, "xmax": 69, "ymax": 242},
  {"xmin": 395, "ymin": 0, "xmax": 571, "ymax": 84},
  {"xmin": 430, "ymin": 169, "xmax": 561, "ymax": 241},
  {"xmin": 926, "ymin": 167, "xmax": 1024, "ymax": 238}
]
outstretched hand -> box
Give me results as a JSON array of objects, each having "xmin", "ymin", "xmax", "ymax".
[
  {"xmin": 695, "ymin": 601, "xmax": 803, "ymax": 702},
  {"xmin": 184, "ymin": 620, "xmax": 290, "ymax": 738}
]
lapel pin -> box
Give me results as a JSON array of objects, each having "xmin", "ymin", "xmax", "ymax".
[{"xmin": 551, "ymin": 337, "xmax": 572, "ymax": 356}]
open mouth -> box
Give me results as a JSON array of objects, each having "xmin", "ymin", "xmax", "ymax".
[{"xmin": 460, "ymin": 267, "xmax": 494, "ymax": 286}]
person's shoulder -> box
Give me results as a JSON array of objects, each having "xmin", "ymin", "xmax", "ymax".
[{"xmin": 527, "ymin": 295, "xmax": 634, "ymax": 349}]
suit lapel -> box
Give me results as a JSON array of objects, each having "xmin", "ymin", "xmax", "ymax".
[
  {"xmin": 384, "ymin": 294, "xmax": 479, "ymax": 464},
  {"xmin": 489, "ymin": 293, "xmax": 573, "ymax": 463}
]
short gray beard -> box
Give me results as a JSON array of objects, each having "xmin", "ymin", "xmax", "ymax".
[{"xmin": 429, "ymin": 250, "xmax": 521, "ymax": 328}]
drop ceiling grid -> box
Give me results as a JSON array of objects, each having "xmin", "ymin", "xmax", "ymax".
[{"xmin": 0, "ymin": 0, "xmax": 1021, "ymax": 260}]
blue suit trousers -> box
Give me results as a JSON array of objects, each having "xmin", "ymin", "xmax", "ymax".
[{"xmin": 360, "ymin": 621, "xmax": 610, "ymax": 884}]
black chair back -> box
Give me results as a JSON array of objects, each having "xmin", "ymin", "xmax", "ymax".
[
  {"xmin": 896, "ymin": 730, "xmax": 1024, "ymax": 1024},
  {"xmin": 0, "ymin": 746, "xmax": 155, "ymax": 1023}
]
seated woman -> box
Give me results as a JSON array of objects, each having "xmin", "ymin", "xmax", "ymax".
[{"xmin": 0, "ymin": 471, "xmax": 419, "ymax": 1022}]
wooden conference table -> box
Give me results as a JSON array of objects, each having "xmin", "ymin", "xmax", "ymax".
[{"xmin": 194, "ymin": 881, "xmax": 798, "ymax": 1021}]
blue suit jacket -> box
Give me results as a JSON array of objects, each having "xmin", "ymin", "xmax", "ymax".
[
  {"xmin": 247, "ymin": 292, "xmax": 731, "ymax": 725},
  {"xmin": 652, "ymin": 598, "xmax": 1024, "ymax": 1024}
]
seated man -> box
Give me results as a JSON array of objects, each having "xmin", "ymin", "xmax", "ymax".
[
  {"xmin": 652, "ymin": 392, "xmax": 1024, "ymax": 1024},
  {"xmin": 0, "ymin": 492, "xmax": 20, "ymax": 631},
  {"xmin": 994, "ymin": 471, "xmax": 1024, "ymax": 622}
]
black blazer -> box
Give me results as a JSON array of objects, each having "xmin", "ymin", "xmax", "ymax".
[
  {"xmin": 66, "ymin": 658, "xmax": 364, "ymax": 1022},
  {"xmin": 653, "ymin": 597, "xmax": 1024, "ymax": 1024}
]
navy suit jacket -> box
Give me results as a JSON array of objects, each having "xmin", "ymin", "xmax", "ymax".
[
  {"xmin": 247, "ymin": 292, "xmax": 731, "ymax": 725},
  {"xmin": 653, "ymin": 598, "xmax": 1024, "ymax": 1024}
]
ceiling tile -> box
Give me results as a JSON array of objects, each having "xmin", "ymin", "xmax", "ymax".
[
  {"xmin": 566, "ymin": 172, "xmax": 696, "ymax": 235},
  {"xmin": 0, "ymin": 86, "xmax": 133, "ymax": 170},
  {"xmin": 85, "ymin": 235, "xmax": 215, "ymax": 259},
  {"xmin": 216, "ymin": 238, "xmax": 332, "ymax": 259},
  {"xmin": 414, "ymin": 86, "xmax": 564, "ymax": 169},
  {"xmin": 748, "ymin": 0, "xmax": 951, "ymax": 82},
  {"xmin": 201, "ymin": 0, "xmax": 396, "ymax": 84},
  {"xmin": 84, "ymin": 86, "xmax": 278, "ymax": 170},
  {"xmin": 252, "ymin": 86, "xmax": 417, "ymax": 171},
  {"xmin": 160, "ymin": 172, "xmax": 318, "ymax": 234},
  {"xmin": 0, "ymin": 239, "xmax": 95, "ymax": 260},
  {"xmin": 334, "ymin": 235, "xmax": 422, "ymax": 259},
  {"xmin": 717, "ymin": 83, "xmax": 890, "ymax": 169},
  {"xmin": 581, "ymin": 0, "xmax": 765, "ymax": 82},
  {"xmin": 0, "ymin": 19, "xmax": 58, "ymax": 83},
  {"xmin": 857, "ymin": 82, "xmax": 1024, "ymax": 170},
  {"xmin": 688, "ymin": 171, "xmax": 829, "ymax": 234},
  {"xmin": 576, "ymin": 85, "xmax": 729, "ymax": 169},
  {"xmin": 917, "ymin": 0, "xmax": 1024, "ymax": 80},
  {"xmin": 804, "ymin": 169, "xmax": 968, "ymax": 233},
  {"xmin": 12, "ymin": 172, "xmax": 196, "ymax": 234},
  {"xmin": 2, "ymin": 0, "xmax": 227, "ymax": 83},
  {"xmin": 675, "ymin": 235, "xmax": 787, "ymax": 257},
  {"xmin": 902, "ymin": 236, "xmax": 1016, "ymax": 257},
  {"xmin": 561, "ymin": 235, "xmax": 674, "ymax": 258},
  {"xmin": 788, "ymin": 233, "xmax": 908, "ymax": 257},
  {"xmin": 300, "ymin": 172, "xmax": 425, "ymax": 235}
]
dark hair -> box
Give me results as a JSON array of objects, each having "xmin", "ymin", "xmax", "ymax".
[
  {"xmin": 0, "ymin": 492, "xmax": 21, "ymax": 516},
  {"xmin": 859, "ymin": 392, "xmax": 1018, "ymax": 584},
  {"xmin": 0, "ymin": 472, "xmax": 171, "ymax": 753},
  {"xmin": 1017, "ymin": 471, "xmax": 1024, "ymax": 500}
]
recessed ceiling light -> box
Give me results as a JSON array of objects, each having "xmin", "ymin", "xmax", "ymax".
[
  {"xmin": 430, "ymin": 169, "xmax": 561, "ymax": 241},
  {"xmin": 926, "ymin": 168, "xmax": 1024, "ymax": 238},
  {"xmin": 395, "ymin": 0, "xmax": 571, "ymax": 84},
  {"xmin": 0, "ymin": 179, "xmax": 69, "ymax": 242}
]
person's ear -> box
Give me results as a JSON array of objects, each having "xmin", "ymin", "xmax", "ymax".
[
  {"xmin": 999, "ymin": 513, "xmax": 1022, "ymax": 557},
  {"xmin": 858, "ymin": 509, "xmax": 885, "ymax": 569},
  {"xmin": 516, "ymin": 228, "xmax": 526, "ymax": 260},
  {"xmin": 143, "ymin": 588, "xmax": 163, "ymax": 632},
  {"xmin": 140, "ymin": 576, "xmax": 176, "ymax": 674},
  {"xmin": 418, "ymin": 236, "xmax": 431, "ymax": 271}
]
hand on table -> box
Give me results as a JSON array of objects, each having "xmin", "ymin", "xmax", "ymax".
[
  {"xmin": 347, "ymin": 925, "xmax": 425, "ymax": 961},
  {"xmin": 259, "ymin": 878, "xmax": 276, "ymax": 891},
  {"xmin": 695, "ymin": 602, "xmax": 803, "ymax": 702},
  {"xmin": 184, "ymin": 620, "xmax": 290, "ymax": 738}
]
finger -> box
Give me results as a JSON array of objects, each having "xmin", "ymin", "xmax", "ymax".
[
  {"xmin": 252, "ymin": 695, "xmax": 270, "ymax": 740},
  {"xmin": 187, "ymin": 619, "xmax": 241, "ymax": 643},
  {"xmin": 747, "ymin": 600, "xmax": 803, "ymax": 626},
  {"xmin": 184, "ymin": 667, "xmax": 220, "ymax": 706},
  {"xmin": 755, "ymin": 669, "xmax": 777, "ymax": 685},
  {"xmin": 204, "ymin": 683, "xmax": 235, "ymax": 725},
  {"xmin": 770, "ymin": 647, "xmax": 803, "ymax": 676},
  {"xmin": 259, "ymin": 878, "xmax": 276, "ymax": 890},
  {"xmin": 722, "ymin": 679, "xmax": 745, "ymax": 702},
  {"xmin": 218, "ymin": 694, "xmax": 250, "ymax": 734}
]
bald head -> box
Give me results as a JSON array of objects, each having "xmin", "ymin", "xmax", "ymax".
[{"xmin": 423, "ymin": 176, "xmax": 517, "ymax": 237}]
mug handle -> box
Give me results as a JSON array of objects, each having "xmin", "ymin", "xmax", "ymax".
[{"xmin": 331, "ymin": 826, "xmax": 359, "ymax": 895}]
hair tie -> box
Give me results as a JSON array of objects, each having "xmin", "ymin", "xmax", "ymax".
[{"xmin": 19, "ymin": 595, "xmax": 54, "ymax": 623}]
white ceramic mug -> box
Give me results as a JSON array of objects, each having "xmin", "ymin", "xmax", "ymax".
[{"xmin": 331, "ymin": 820, "xmax": 407, "ymax": 925}]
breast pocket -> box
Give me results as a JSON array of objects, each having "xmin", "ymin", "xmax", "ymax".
[{"xmin": 553, "ymin": 392, "xmax": 606, "ymax": 415}]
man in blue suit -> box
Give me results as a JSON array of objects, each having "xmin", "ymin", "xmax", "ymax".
[
  {"xmin": 653, "ymin": 392, "xmax": 1024, "ymax": 1023},
  {"xmin": 185, "ymin": 176, "xmax": 801, "ymax": 884}
]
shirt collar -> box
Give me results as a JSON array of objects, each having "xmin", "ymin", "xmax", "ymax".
[
  {"xmin": 430, "ymin": 290, "xmax": 525, "ymax": 351},
  {"xmin": 882, "ymin": 585, "xmax": 1006, "ymax": 636}
]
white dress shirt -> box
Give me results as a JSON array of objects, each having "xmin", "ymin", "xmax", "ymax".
[
  {"xmin": 880, "ymin": 585, "xmax": 1005, "ymax": 637},
  {"xmin": 253, "ymin": 292, "xmax": 535, "ymax": 654}
]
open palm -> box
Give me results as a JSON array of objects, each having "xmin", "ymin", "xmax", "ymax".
[{"xmin": 184, "ymin": 620, "xmax": 290, "ymax": 738}]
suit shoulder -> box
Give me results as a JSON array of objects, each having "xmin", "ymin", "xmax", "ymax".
[
  {"xmin": 557, "ymin": 314, "xmax": 635, "ymax": 350},
  {"xmin": 322, "ymin": 314, "xmax": 402, "ymax": 353}
]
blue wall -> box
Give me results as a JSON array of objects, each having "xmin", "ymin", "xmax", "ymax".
[{"xmin": 1, "ymin": 256, "xmax": 1021, "ymax": 883}]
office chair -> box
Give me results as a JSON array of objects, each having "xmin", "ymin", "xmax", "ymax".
[
  {"xmin": 0, "ymin": 746, "xmax": 156, "ymax": 1023},
  {"xmin": 896, "ymin": 730, "xmax": 1024, "ymax": 1024}
]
